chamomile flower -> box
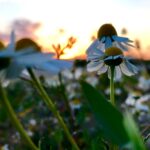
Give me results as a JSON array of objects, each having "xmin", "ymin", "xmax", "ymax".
[
  {"xmin": 0, "ymin": 31, "xmax": 73, "ymax": 79},
  {"xmin": 87, "ymin": 24, "xmax": 133, "ymax": 54},
  {"xmin": 87, "ymin": 47, "xmax": 138, "ymax": 79}
]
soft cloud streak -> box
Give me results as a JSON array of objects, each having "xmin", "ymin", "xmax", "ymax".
[
  {"xmin": 0, "ymin": 19, "xmax": 41, "ymax": 44},
  {"xmin": 11, "ymin": 19, "xmax": 41, "ymax": 40}
]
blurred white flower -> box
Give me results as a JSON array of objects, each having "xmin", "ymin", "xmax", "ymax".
[
  {"xmin": 29, "ymin": 119, "xmax": 37, "ymax": 126},
  {"xmin": 105, "ymin": 87, "xmax": 122, "ymax": 95},
  {"xmin": 1, "ymin": 144, "xmax": 9, "ymax": 150},
  {"xmin": 34, "ymin": 59, "xmax": 73, "ymax": 75},
  {"xmin": 74, "ymin": 67, "xmax": 83, "ymax": 79},
  {"xmin": 125, "ymin": 94, "xmax": 137, "ymax": 106},
  {"xmin": 135, "ymin": 94, "xmax": 150, "ymax": 112},
  {"xmin": 85, "ymin": 76, "xmax": 99, "ymax": 86},
  {"xmin": 138, "ymin": 76, "xmax": 150, "ymax": 91},
  {"xmin": 87, "ymin": 47, "xmax": 138, "ymax": 79},
  {"xmin": 27, "ymin": 130, "xmax": 33, "ymax": 137},
  {"xmin": 125, "ymin": 93, "xmax": 150, "ymax": 112},
  {"xmin": 61, "ymin": 69, "xmax": 74, "ymax": 80},
  {"xmin": 70, "ymin": 99, "xmax": 82, "ymax": 110},
  {"xmin": 87, "ymin": 24, "xmax": 133, "ymax": 54},
  {"xmin": 0, "ymin": 31, "xmax": 73, "ymax": 79}
]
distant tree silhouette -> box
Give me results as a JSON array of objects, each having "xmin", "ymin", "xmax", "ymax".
[{"xmin": 16, "ymin": 38, "xmax": 41, "ymax": 51}]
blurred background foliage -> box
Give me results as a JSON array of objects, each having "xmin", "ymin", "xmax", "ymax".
[{"xmin": 0, "ymin": 57, "xmax": 150, "ymax": 149}]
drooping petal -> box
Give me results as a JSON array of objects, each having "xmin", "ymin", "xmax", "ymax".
[
  {"xmin": 105, "ymin": 37, "xmax": 112, "ymax": 48},
  {"xmin": 112, "ymin": 35, "xmax": 131, "ymax": 42},
  {"xmin": 104, "ymin": 56, "xmax": 113, "ymax": 61},
  {"xmin": 14, "ymin": 52, "xmax": 54, "ymax": 67},
  {"xmin": 86, "ymin": 39, "xmax": 101, "ymax": 54},
  {"xmin": 5, "ymin": 60, "xmax": 24, "ymax": 79},
  {"xmin": 87, "ymin": 49, "xmax": 104, "ymax": 61},
  {"xmin": 97, "ymin": 64, "xmax": 108, "ymax": 75},
  {"xmin": 35, "ymin": 62, "xmax": 64, "ymax": 74},
  {"xmin": 101, "ymin": 36, "xmax": 105, "ymax": 43},
  {"xmin": 123, "ymin": 41, "xmax": 134, "ymax": 47},
  {"xmin": 97, "ymin": 41, "xmax": 105, "ymax": 52},
  {"xmin": 113, "ymin": 42, "xmax": 128, "ymax": 51},
  {"xmin": 0, "ymin": 50, "xmax": 14, "ymax": 57},
  {"xmin": 87, "ymin": 61, "xmax": 104, "ymax": 72},
  {"xmin": 44, "ymin": 59, "xmax": 73, "ymax": 71},
  {"xmin": 107, "ymin": 66, "xmax": 122, "ymax": 80},
  {"xmin": 113, "ymin": 55, "xmax": 124, "ymax": 60},
  {"xmin": 120, "ymin": 60, "xmax": 136, "ymax": 76},
  {"xmin": 115, "ymin": 66, "xmax": 122, "ymax": 79},
  {"xmin": 124, "ymin": 60, "xmax": 138, "ymax": 74}
]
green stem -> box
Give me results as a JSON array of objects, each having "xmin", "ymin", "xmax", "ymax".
[
  {"xmin": 27, "ymin": 68, "xmax": 80, "ymax": 150},
  {"xmin": 0, "ymin": 83, "xmax": 39, "ymax": 150},
  {"xmin": 109, "ymin": 67, "xmax": 118, "ymax": 150},
  {"xmin": 110, "ymin": 66, "xmax": 115, "ymax": 106},
  {"xmin": 110, "ymin": 144, "xmax": 118, "ymax": 150}
]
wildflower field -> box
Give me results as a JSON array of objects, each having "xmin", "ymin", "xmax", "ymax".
[{"xmin": 0, "ymin": 24, "xmax": 150, "ymax": 150}]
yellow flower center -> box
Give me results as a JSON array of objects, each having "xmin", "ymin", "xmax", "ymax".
[
  {"xmin": 97, "ymin": 24, "xmax": 117, "ymax": 40},
  {"xmin": 105, "ymin": 47, "xmax": 123, "ymax": 56},
  {"xmin": 104, "ymin": 47, "xmax": 123, "ymax": 66},
  {"xmin": 16, "ymin": 38, "xmax": 41, "ymax": 51}
]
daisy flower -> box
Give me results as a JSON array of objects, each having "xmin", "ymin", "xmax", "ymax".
[
  {"xmin": 87, "ymin": 24, "xmax": 133, "ymax": 54},
  {"xmin": 87, "ymin": 46, "xmax": 138, "ymax": 79},
  {"xmin": 0, "ymin": 31, "xmax": 73, "ymax": 79}
]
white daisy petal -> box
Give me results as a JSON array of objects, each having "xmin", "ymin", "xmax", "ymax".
[
  {"xmin": 86, "ymin": 39, "xmax": 100, "ymax": 54},
  {"xmin": 101, "ymin": 37, "xmax": 105, "ymax": 43},
  {"xmin": 45, "ymin": 59, "xmax": 73, "ymax": 72},
  {"xmin": 120, "ymin": 61, "xmax": 135, "ymax": 76},
  {"xmin": 124, "ymin": 60, "xmax": 138, "ymax": 74},
  {"xmin": 107, "ymin": 66, "xmax": 122, "ymax": 80},
  {"xmin": 114, "ymin": 55, "xmax": 123, "ymax": 60},
  {"xmin": 115, "ymin": 42, "xmax": 128, "ymax": 51},
  {"xmin": 35, "ymin": 63, "xmax": 62, "ymax": 74},
  {"xmin": 97, "ymin": 64, "xmax": 108, "ymax": 75},
  {"xmin": 97, "ymin": 41, "xmax": 105, "ymax": 52},
  {"xmin": 104, "ymin": 56, "xmax": 113, "ymax": 61},
  {"xmin": 87, "ymin": 50, "xmax": 104, "ymax": 61},
  {"xmin": 115, "ymin": 66, "xmax": 122, "ymax": 79},
  {"xmin": 105, "ymin": 37, "xmax": 112, "ymax": 48},
  {"xmin": 123, "ymin": 41, "xmax": 134, "ymax": 47},
  {"xmin": 5, "ymin": 60, "xmax": 24, "ymax": 79},
  {"xmin": 112, "ymin": 35, "xmax": 130, "ymax": 42},
  {"xmin": 87, "ymin": 61, "xmax": 104, "ymax": 72}
]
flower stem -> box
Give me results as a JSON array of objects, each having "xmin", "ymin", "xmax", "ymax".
[
  {"xmin": 27, "ymin": 68, "xmax": 80, "ymax": 150},
  {"xmin": 110, "ymin": 66, "xmax": 115, "ymax": 106},
  {"xmin": 109, "ymin": 67, "xmax": 118, "ymax": 150},
  {"xmin": 0, "ymin": 83, "xmax": 39, "ymax": 150}
]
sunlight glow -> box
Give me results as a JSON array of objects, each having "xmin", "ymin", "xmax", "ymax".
[{"xmin": 0, "ymin": 0, "xmax": 150, "ymax": 59}]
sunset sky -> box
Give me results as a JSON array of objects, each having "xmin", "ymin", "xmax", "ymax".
[{"xmin": 0, "ymin": 0, "xmax": 150, "ymax": 59}]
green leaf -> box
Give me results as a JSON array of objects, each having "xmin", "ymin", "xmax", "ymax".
[
  {"xmin": 81, "ymin": 81, "xmax": 129, "ymax": 146},
  {"xmin": 123, "ymin": 112, "xmax": 147, "ymax": 150}
]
